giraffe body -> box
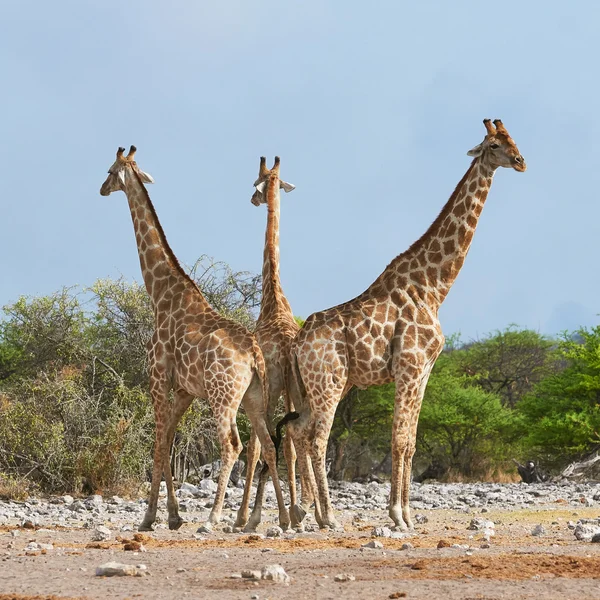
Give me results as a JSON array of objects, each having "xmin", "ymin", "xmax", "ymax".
[
  {"xmin": 99, "ymin": 147, "xmax": 290, "ymax": 531},
  {"xmin": 287, "ymin": 120, "xmax": 526, "ymax": 529}
]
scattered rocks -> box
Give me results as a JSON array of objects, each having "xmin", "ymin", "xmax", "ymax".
[
  {"xmin": 241, "ymin": 569, "xmax": 262, "ymax": 580},
  {"xmin": 414, "ymin": 513, "xmax": 428, "ymax": 524},
  {"xmin": 361, "ymin": 540, "xmax": 384, "ymax": 549},
  {"xmin": 334, "ymin": 573, "xmax": 356, "ymax": 582},
  {"xmin": 240, "ymin": 565, "xmax": 290, "ymax": 584},
  {"xmin": 96, "ymin": 561, "xmax": 147, "ymax": 577},
  {"xmin": 371, "ymin": 526, "xmax": 393, "ymax": 538},
  {"xmin": 261, "ymin": 564, "xmax": 290, "ymax": 584},
  {"xmin": 400, "ymin": 542, "xmax": 414, "ymax": 551},
  {"xmin": 467, "ymin": 518, "xmax": 495, "ymax": 531},
  {"xmin": 92, "ymin": 526, "xmax": 112, "ymax": 541},
  {"xmin": 574, "ymin": 519, "xmax": 600, "ymax": 542},
  {"xmin": 531, "ymin": 524, "xmax": 546, "ymax": 536},
  {"xmin": 266, "ymin": 526, "xmax": 283, "ymax": 538}
]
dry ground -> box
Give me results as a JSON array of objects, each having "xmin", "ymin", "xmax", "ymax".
[{"xmin": 1, "ymin": 504, "xmax": 600, "ymax": 600}]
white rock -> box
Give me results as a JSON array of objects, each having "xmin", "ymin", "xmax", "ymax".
[
  {"xmin": 361, "ymin": 540, "xmax": 384, "ymax": 549},
  {"xmin": 199, "ymin": 479, "xmax": 218, "ymax": 493},
  {"xmin": 531, "ymin": 524, "xmax": 545, "ymax": 536},
  {"xmin": 266, "ymin": 526, "xmax": 283, "ymax": 538},
  {"xmin": 241, "ymin": 569, "xmax": 262, "ymax": 580},
  {"xmin": 574, "ymin": 522, "xmax": 600, "ymax": 542},
  {"xmin": 92, "ymin": 526, "xmax": 112, "ymax": 541},
  {"xmin": 95, "ymin": 561, "xmax": 147, "ymax": 577},
  {"xmin": 334, "ymin": 573, "xmax": 356, "ymax": 582},
  {"xmin": 371, "ymin": 526, "xmax": 392, "ymax": 538},
  {"xmin": 261, "ymin": 564, "xmax": 290, "ymax": 584}
]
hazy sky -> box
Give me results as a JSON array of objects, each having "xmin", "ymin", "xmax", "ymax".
[{"xmin": 1, "ymin": 1, "xmax": 598, "ymax": 340}]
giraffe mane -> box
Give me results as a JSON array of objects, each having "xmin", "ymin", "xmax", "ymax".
[
  {"xmin": 390, "ymin": 158, "xmax": 478, "ymax": 262},
  {"xmin": 132, "ymin": 170, "xmax": 205, "ymax": 295}
]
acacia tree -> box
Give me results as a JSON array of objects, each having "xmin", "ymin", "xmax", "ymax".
[
  {"xmin": 456, "ymin": 326, "xmax": 557, "ymax": 408},
  {"xmin": 0, "ymin": 257, "xmax": 262, "ymax": 496},
  {"xmin": 517, "ymin": 326, "xmax": 600, "ymax": 466}
]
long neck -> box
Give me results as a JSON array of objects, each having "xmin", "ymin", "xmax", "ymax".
[
  {"xmin": 380, "ymin": 157, "xmax": 496, "ymax": 306},
  {"xmin": 258, "ymin": 176, "xmax": 293, "ymax": 322},
  {"xmin": 124, "ymin": 172, "xmax": 209, "ymax": 309}
]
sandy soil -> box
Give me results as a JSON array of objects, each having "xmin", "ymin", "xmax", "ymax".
[{"xmin": 1, "ymin": 505, "xmax": 600, "ymax": 600}]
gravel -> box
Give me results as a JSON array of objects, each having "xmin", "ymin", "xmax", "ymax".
[{"xmin": 0, "ymin": 481, "xmax": 598, "ymax": 535}]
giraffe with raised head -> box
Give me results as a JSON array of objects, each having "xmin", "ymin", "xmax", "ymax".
[
  {"xmin": 234, "ymin": 156, "xmax": 309, "ymax": 531},
  {"xmin": 285, "ymin": 119, "xmax": 526, "ymax": 529},
  {"xmin": 99, "ymin": 146, "xmax": 290, "ymax": 531}
]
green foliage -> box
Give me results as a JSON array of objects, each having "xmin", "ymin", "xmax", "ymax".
[
  {"xmin": 455, "ymin": 326, "xmax": 557, "ymax": 407},
  {"xmin": 0, "ymin": 259, "xmax": 263, "ymax": 495},
  {"xmin": 416, "ymin": 352, "xmax": 522, "ymax": 478},
  {"xmin": 517, "ymin": 326, "xmax": 600, "ymax": 465}
]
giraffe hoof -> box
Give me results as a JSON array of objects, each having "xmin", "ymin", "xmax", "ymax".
[
  {"xmin": 168, "ymin": 516, "xmax": 184, "ymax": 530},
  {"xmin": 138, "ymin": 522, "xmax": 155, "ymax": 532},
  {"xmin": 290, "ymin": 504, "xmax": 307, "ymax": 528}
]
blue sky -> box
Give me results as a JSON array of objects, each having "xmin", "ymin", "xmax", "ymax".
[{"xmin": 1, "ymin": 1, "xmax": 598, "ymax": 340}]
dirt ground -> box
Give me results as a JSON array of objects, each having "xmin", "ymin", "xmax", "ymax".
[{"xmin": 1, "ymin": 505, "xmax": 600, "ymax": 600}]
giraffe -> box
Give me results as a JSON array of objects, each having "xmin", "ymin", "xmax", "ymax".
[
  {"xmin": 233, "ymin": 156, "xmax": 308, "ymax": 531},
  {"xmin": 99, "ymin": 146, "xmax": 290, "ymax": 531},
  {"xmin": 285, "ymin": 119, "xmax": 526, "ymax": 529}
]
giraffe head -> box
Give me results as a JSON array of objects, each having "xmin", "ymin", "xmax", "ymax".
[
  {"xmin": 100, "ymin": 146, "xmax": 154, "ymax": 196},
  {"xmin": 467, "ymin": 119, "xmax": 526, "ymax": 172},
  {"xmin": 251, "ymin": 156, "xmax": 295, "ymax": 206}
]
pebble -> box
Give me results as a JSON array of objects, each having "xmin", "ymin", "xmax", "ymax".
[
  {"xmin": 266, "ymin": 526, "xmax": 283, "ymax": 538},
  {"xmin": 531, "ymin": 524, "xmax": 546, "ymax": 536},
  {"xmin": 1, "ymin": 481, "xmax": 599, "ymax": 535},
  {"xmin": 334, "ymin": 573, "xmax": 356, "ymax": 582},
  {"xmin": 261, "ymin": 564, "xmax": 290, "ymax": 584},
  {"xmin": 371, "ymin": 526, "xmax": 393, "ymax": 538},
  {"xmin": 574, "ymin": 520, "xmax": 600, "ymax": 542},
  {"xmin": 95, "ymin": 561, "xmax": 147, "ymax": 577},
  {"xmin": 361, "ymin": 540, "xmax": 384, "ymax": 549},
  {"xmin": 92, "ymin": 526, "xmax": 112, "ymax": 541},
  {"xmin": 400, "ymin": 542, "xmax": 413, "ymax": 551}
]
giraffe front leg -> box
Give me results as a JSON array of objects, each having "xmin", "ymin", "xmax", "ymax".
[
  {"xmin": 139, "ymin": 372, "xmax": 170, "ymax": 532},
  {"xmin": 164, "ymin": 390, "xmax": 194, "ymax": 531},
  {"xmin": 234, "ymin": 432, "xmax": 260, "ymax": 529},
  {"xmin": 388, "ymin": 388, "xmax": 413, "ymax": 530}
]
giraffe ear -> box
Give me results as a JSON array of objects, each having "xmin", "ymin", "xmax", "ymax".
[
  {"xmin": 279, "ymin": 180, "xmax": 295, "ymax": 193},
  {"xmin": 138, "ymin": 170, "xmax": 154, "ymax": 184},
  {"xmin": 118, "ymin": 170, "xmax": 126, "ymax": 185},
  {"xmin": 467, "ymin": 143, "xmax": 483, "ymax": 157},
  {"xmin": 255, "ymin": 181, "xmax": 267, "ymax": 193}
]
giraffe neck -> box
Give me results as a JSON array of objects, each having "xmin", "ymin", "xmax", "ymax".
[
  {"xmin": 380, "ymin": 157, "xmax": 496, "ymax": 306},
  {"xmin": 123, "ymin": 171, "xmax": 210, "ymax": 310},
  {"xmin": 258, "ymin": 176, "xmax": 293, "ymax": 323}
]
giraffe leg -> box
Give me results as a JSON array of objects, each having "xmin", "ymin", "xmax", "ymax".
[
  {"xmin": 139, "ymin": 373, "xmax": 170, "ymax": 532},
  {"xmin": 308, "ymin": 410, "xmax": 340, "ymax": 530},
  {"xmin": 286, "ymin": 416, "xmax": 317, "ymax": 528},
  {"xmin": 208, "ymin": 413, "xmax": 243, "ymax": 525},
  {"xmin": 242, "ymin": 375, "xmax": 290, "ymax": 531},
  {"xmin": 283, "ymin": 432, "xmax": 298, "ymax": 510},
  {"xmin": 400, "ymin": 365, "xmax": 434, "ymax": 529},
  {"xmin": 388, "ymin": 352, "xmax": 436, "ymax": 531},
  {"xmin": 234, "ymin": 431, "xmax": 260, "ymax": 528},
  {"xmin": 164, "ymin": 390, "xmax": 194, "ymax": 530}
]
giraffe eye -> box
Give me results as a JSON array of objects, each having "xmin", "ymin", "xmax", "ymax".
[{"xmin": 490, "ymin": 143, "xmax": 500, "ymax": 150}]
